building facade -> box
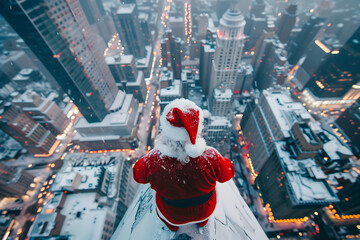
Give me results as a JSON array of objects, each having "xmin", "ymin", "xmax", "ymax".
[
  {"xmin": 209, "ymin": 6, "xmax": 246, "ymax": 115},
  {"xmin": 0, "ymin": 102, "xmax": 57, "ymax": 155},
  {"xmin": 0, "ymin": 0, "xmax": 119, "ymax": 123}
]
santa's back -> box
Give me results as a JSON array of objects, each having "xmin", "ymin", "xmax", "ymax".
[{"xmin": 134, "ymin": 147, "xmax": 234, "ymax": 200}]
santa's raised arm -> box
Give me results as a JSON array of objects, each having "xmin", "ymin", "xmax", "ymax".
[{"xmin": 133, "ymin": 98, "xmax": 235, "ymax": 233}]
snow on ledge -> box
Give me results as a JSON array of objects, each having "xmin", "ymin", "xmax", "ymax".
[{"xmin": 111, "ymin": 180, "xmax": 268, "ymax": 240}]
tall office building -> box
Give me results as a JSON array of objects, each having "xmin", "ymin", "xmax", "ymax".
[
  {"xmin": 337, "ymin": 176, "xmax": 360, "ymax": 215},
  {"xmin": 112, "ymin": 4, "xmax": 146, "ymax": 58},
  {"xmin": 335, "ymin": 98, "xmax": 360, "ymax": 156},
  {"xmin": 240, "ymin": 88, "xmax": 314, "ymax": 172},
  {"xmin": 199, "ymin": 38, "xmax": 215, "ymax": 96},
  {"xmin": 253, "ymin": 39, "xmax": 288, "ymax": 90},
  {"xmin": 304, "ymin": 27, "xmax": 360, "ymax": 99},
  {"xmin": 209, "ymin": 5, "xmax": 246, "ymax": 115},
  {"xmin": 234, "ymin": 63, "xmax": 253, "ymax": 95},
  {"xmin": 104, "ymin": 34, "xmax": 146, "ymax": 102},
  {"xmin": 0, "ymin": 101, "xmax": 57, "ymax": 155},
  {"xmin": 251, "ymin": 16, "xmax": 276, "ymax": 69},
  {"xmin": 0, "ymin": 0, "xmax": 119, "ymax": 123},
  {"xmin": 287, "ymin": 16, "xmax": 324, "ymax": 65},
  {"xmin": 160, "ymin": 30, "xmax": 182, "ymax": 79},
  {"xmin": 276, "ymin": 3, "xmax": 297, "ymax": 44}
]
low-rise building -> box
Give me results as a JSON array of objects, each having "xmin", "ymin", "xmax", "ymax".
[
  {"xmin": 0, "ymin": 163, "xmax": 34, "ymax": 198},
  {"xmin": 73, "ymin": 92, "xmax": 140, "ymax": 151},
  {"xmin": 12, "ymin": 90, "xmax": 69, "ymax": 135}
]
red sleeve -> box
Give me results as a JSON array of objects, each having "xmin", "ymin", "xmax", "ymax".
[
  {"xmin": 215, "ymin": 151, "xmax": 235, "ymax": 183},
  {"xmin": 133, "ymin": 157, "xmax": 149, "ymax": 184}
]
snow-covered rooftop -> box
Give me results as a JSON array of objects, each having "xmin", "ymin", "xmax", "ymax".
[
  {"xmin": 109, "ymin": 91, "xmax": 126, "ymax": 112},
  {"xmin": 126, "ymin": 71, "xmax": 144, "ymax": 86},
  {"xmin": 29, "ymin": 191, "xmax": 114, "ymax": 240},
  {"xmin": 160, "ymin": 79, "xmax": 181, "ymax": 96},
  {"xmin": 75, "ymin": 94, "xmax": 135, "ymax": 132},
  {"xmin": 59, "ymin": 192, "xmax": 113, "ymax": 239},
  {"xmin": 116, "ymin": 4, "xmax": 135, "ymax": 14},
  {"xmin": 209, "ymin": 116, "xmax": 231, "ymax": 127},
  {"xmin": 275, "ymin": 142, "xmax": 339, "ymax": 205},
  {"xmin": 327, "ymin": 170, "xmax": 359, "ymax": 187},
  {"xmin": 262, "ymin": 88, "xmax": 312, "ymax": 138},
  {"xmin": 213, "ymin": 88, "xmax": 233, "ymax": 99},
  {"xmin": 318, "ymin": 130, "xmax": 353, "ymax": 160}
]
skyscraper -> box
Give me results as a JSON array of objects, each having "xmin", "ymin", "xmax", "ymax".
[
  {"xmin": 287, "ymin": 16, "xmax": 324, "ymax": 65},
  {"xmin": 160, "ymin": 30, "xmax": 182, "ymax": 79},
  {"xmin": 244, "ymin": 0, "xmax": 266, "ymax": 52},
  {"xmin": 304, "ymin": 27, "xmax": 360, "ymax": 99},
  {"xmin": 199, "ymin": 37, "xmax": 215, "ymax": 96},
  {"xmin": 276, "ymin": 3, "xmax": 297, "ymax": 44},
  {"xmin": 0, "ymin": 0, "xmax": 119, "ymax": 123},
  {"xmin": 104, "ymin": 34, "xmax": 147, "ymax": 102},
  {"xmin": 335, "ymin": 98, "xmax": 360, "ymax": 156},
  {"xmin": 112, "ymin": 4, "xmax": 146, "ymax": 58},
  {"xmin": 253, "ymin": 39, "xmax": 288, "ymax": 90},
  {"xmin": 209, "ymin": 5, "xmax": 246, "ymax": 116}
]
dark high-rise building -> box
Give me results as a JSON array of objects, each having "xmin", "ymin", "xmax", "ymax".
[
  {"xmin": 138, "ymin": 13, "xmax": 152, "ymax": 46},
  {"xmin": 335, "ymin": 98, "xmax": 360, "ymax": 156},
  {"xmin": 253, "ymin": 39, "xmax": 288, "ymax": 90},
  {"xmin": 249, "ymin": 0, "xmax": 265, "ymax": 17},
  {"xmin": 305, "ymin": 27, "xmax": 360, "ymax": 99},
  {"xmin": 244, "ymin": 0, "xmax": 266, "ymax": 52},
  {"xmin": 199, "ymin": 38, "xmax": 215, "ymax": 96},
  {"xmin": 337, "ymin": 177, "xmax": 360, "ymax": 215},
  {"xmin": 0, "ymin": 163, "xmax": 34, "ymax": 198},
  {"xmin": 234, "ymin": 63, "xmax": 253, "ymax": 95},
  {"xmin": 104, "ymin": 34, "xmax": 147, "ymax": 102},
  {"xmin": 287, "ymin": 16, "xmax": 324, "ymax": 65},
  {"xmin": 0, "ymin": 0, "xmax": 119, "ymax": 123},
  {"xmin": 160, "ymin": 30, "xmax": 182, "ymax": 79},
  {"xmin": 112, "ymin": 4, "xmax": 146, "ymax": 58},
  {"xmin": 276, "ymin": 3, "xmax": 297, "ymax": 44},
  {"xmin": 0, "ymin": 102, "xmax": 57, "ymax": 155},
  {"xmin": 290, "ymin": 36, "xmax": 342, "ymax": 91}
]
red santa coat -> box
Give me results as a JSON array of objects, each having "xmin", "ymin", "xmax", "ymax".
[{"xmin": 133, "ymin": 147, "xmax": 235, "ymax": 225}]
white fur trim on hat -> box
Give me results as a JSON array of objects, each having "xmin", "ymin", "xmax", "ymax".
[
  {"xmin": 160, "ymin": 98, "xmax": 204, "ymax": 142},
  {"xmin": 155, "ymin": 99, "xmax": 207, "ymax": 162}
]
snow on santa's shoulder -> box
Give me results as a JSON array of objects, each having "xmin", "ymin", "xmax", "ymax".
[{"xmin": 111, "ymin": 180, "xmax": 268, "ymax": 240}]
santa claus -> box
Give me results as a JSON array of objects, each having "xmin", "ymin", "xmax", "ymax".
[{"xmin": 133, "ymin": 99, "xmax": 235, "ymax": 232}]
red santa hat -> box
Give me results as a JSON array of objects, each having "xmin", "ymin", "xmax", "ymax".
[{"xmin": 158, "ymin": 99, "xmax": 206, "ymax": 160}]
